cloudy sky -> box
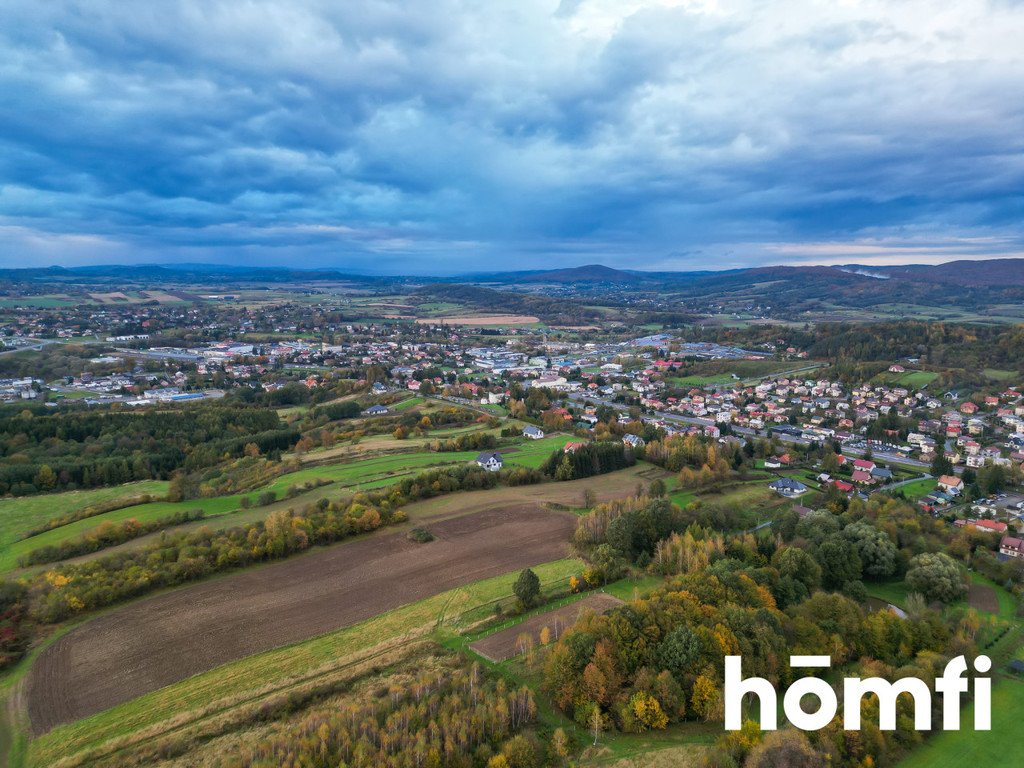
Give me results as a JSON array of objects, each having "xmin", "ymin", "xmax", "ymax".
[{"xmin": 1, "ymin": 0, "xmax": 1023, "ymax": 274}]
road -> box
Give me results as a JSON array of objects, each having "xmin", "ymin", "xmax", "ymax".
[{"xmin": 0, "ymin": 338, "xmax": 55, "ymax": 356}]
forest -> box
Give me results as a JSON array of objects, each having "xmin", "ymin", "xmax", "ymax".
[
  {"xmin": 0, "ymin": 405, "xmax": 297, "ymax": 496},
  {"xmin": 530, "ymin": 485, "xmax": 1014, "ymax": 768}
]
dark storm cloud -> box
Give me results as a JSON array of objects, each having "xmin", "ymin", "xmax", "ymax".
[{"xmin": 1, "ymin": 0, "xmax": 1023, "ymax": 272}]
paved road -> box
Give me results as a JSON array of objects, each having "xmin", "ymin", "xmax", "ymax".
[{"xmin": 0, "ymin": 338, "xmax": 55, "ymax": 356}]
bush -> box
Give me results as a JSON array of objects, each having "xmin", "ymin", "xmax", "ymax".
[{"xmin": 407, "ymin": 527, "xmax": 435, "ymax": 543}]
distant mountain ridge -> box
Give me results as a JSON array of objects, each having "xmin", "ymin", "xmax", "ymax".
[
  {"xmin": 516, "ymin": 264, "xmax": 649, "ymax": 283},
  {"xmin": 3, "ymin": 257, "xmax": 1024, "ymax": 287},
  {"xmin": 871, "ymin": 258, "xmax": 1024, "ymax": 287}
]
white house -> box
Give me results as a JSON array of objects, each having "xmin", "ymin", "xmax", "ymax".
[
  {"xmin": 475, "ymin": 452, "xmax": 504, "ymax": 471},
  {"xmin": 523, "ymin": 426, "xmax": 545, "ymax": 440}
]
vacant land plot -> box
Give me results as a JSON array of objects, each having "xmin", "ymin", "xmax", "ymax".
[
  {"xmin": 88, "ymin": 291, "xmax": 140, "ymax": 304},
  {"xmin": 968, "ymin": 583, "xmax": 1000, "ymax": 613},
  {"xmin": 25, "ymin": 558, "xmax": 583, "ymax": 768},
  {"xmin": 27, "ymin": 505, "xmax": 576, "ymax": 733},
  {"xmin": 414, "ymin": 315, "xmax": 540, "ymax": 326},
  {"xmin": 471, "ymin": 593, "xmax": 622, "ymax": 661}
]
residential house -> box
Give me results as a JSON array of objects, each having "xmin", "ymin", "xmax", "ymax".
[
  {"xmin": 1000, "ymin": 536, "xmax": 1024, "ymax": 559},
  {"xmin": 937, "ymin": 475, "xmax": 964, "ymax": 495},
  {"xmin": 475, "ymin": 452, "xmax": 503, "ymax": 472},
  {"xmin": 769, "ymin": 478, "xmax": 808, "ymax": 497},
  {"xmin": 622, "ymin": 434, "xmax": 645, "ymax": 448}
]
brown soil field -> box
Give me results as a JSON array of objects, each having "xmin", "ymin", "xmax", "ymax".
[
  {"xmin": 26, "ymin": 506, "xmax": 575, "ymax": 734},
  {"xmin": 470, "ymin": 593, "xmax": 622, "ymax": 662},
  {"xmin": 88, "ymin": 292, "xmax": 140, "ymax": 304},
  {"xmin": 414, "ymin": 315, "xmax": 540, "ymax": 326},
  {"xmin": 968, "ymin": 582, "xmax": 1000, "ymax": 613}
]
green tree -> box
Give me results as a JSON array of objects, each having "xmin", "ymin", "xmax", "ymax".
[
  {"xmin": 34, "ymin": 464, "xmax": 57, "ymax": 491},
  {"xmin": 906, "ymin": 552, "xmax": 966, "ymax": 603},
  {"xmin": 816, "ymin": 534, "xmax": 862, "ymax": 590},
  {"xmin": 842, "ymin": 521, "xmax": 897, "ymax": 579},
  {"xmin": 930, "ymin": 452, "xmax": 953, "ymax": 477},
  {"xmin": 514, "ymin": 568, "xmax": 541, "ymax": 609}
]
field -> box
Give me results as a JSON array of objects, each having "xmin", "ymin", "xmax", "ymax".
[
  {"xmin": 23, "ymin": 557, "xmax": 584, "ymax": 768},
  {"xmin": 984, "ymin": 368, "xmax": 1018, "ymax": 382},
  {"xmin": 414, "ymin": 315, "xmax": 540, "ymax": 326},
  {"xmin": 469, "ymin": 593, "xmax": 622, "ymax": 661},
  {"xmin": 0, "ymin": 482, "xmax": 168, "ymax": 573},
  {"xmin": 897, "ymin": 677, "xmax": 1024, "ymax": 768},
  {"xmin": 26, "ymin": 505, "xmax": 577, "ymax": 733},
  {"xmin": 874, "ymin": 369, "xmax": 939, "ymax": 388},
  {"xmin": 891, "ymin": 477, "xmax": 937, "ymax": 500},
  {"xmin": 665, "ymin": 373, "xmax": 735, "ymax": 387}
]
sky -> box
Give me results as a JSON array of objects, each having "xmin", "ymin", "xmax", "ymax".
[{"xmin": 1, "ymin": 0, "xmax": 1023, "ymax": 275}]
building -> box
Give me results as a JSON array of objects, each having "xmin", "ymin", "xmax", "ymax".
[
  {"xmin": 937, "ymin": 475, "xmax": 964, "ymax": 495},
  {"xmin": 963, "ymin": 519, "xmax": 1008, "ymax": 534},
  {"xmin": 622, "ymin": 434, "xmax": 645, "ymax": 448},
  {"xmin": 475, "ymin": 452, "xmax": 504, "ymax": 472},
  {"xmin": 523, "ymin": 426, "xmax": 545, "ymax": 440},
  {"xmin": 769, "ymin": 478, "xmax": 808, "ymax": 497},
  {"xmin": 1000, "ymin": 536, "xmax": 1024, "ymax": 559},
  {"xmin": 363, "ymin": 405, "xmax": 388, "ymax": 415}
]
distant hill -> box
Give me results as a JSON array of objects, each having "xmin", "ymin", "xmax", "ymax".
[
  {"xmin": 516, "ymin": 264, "xmax": 649, "ymax": 283},
  {"xmin": 872, "ymin": 258, "xmax": 1024, "ymax": 287}
]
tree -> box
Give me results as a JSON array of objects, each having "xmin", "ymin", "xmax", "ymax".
[
  {"xmin": 771, "ymin": 547, "xmax": 822, "ymax": 591},
  {"xmin": 816, "ymin": 534, "xmax": 862, "ymax": 589},
  {"xmin": 514, "ymin": 568, "xmax": 541, "ymax": 609},
  {"xmin": 906, "ymin": 552, "xmax": 966, "ymax": 603},
  {"xmin": 627, "ymin": 691, "xmax": 668, "ymax": 732},
  {"xmin": 582, "ymin": 487, "xmax": 596, "ymax": 509},
  {"xmin": 821, "ymin": 450, "xmax": 840, "ymax": 476},
  {"xmin": 34, "ymin": 464, "xmax": 57, "ymax": 491},
  {"xmin": 843, "ymin": 521, "xmax": 897, "ymax": 579},
  {"xmin": 589, "ymin": 704, "xmax": 604, "ymax": 746},
  {"xmin": 930, "ymin": 452, "xmax": 953, "ymax": 477},
  {"xmin": 550, "ymin": 728, "xmax": 569, "ymax": 764},
  {"xmin": 744, "ymin": 729, "xmax": 822, "ymax": 768},
  {"xmin": 691, "ymin": 674, "xmax": 723, "ymax": 722},
  {"xmin": 656, "ymin": 625, "xmax": 702, "ymax": 681}
]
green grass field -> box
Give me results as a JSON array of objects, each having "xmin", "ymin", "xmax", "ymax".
[
  {"xmin": 24, "ymin": 558, "xmax": 584, "ymax": 768},
  {"xmin": 1, "ymin": 452, "xmax": 481, "ymax": 574},
  {"xmin": 983, "ymin": 368, "xmax": 1018, "ymax": 382},
  {"xmin": 0, "ymin": 482, "xmax": 168, "ymax": 573},
  {"xmin": 501, "ymin": 434, "xmax": 576, "ymax": 468},
  {"xmin": 874, "ymin": 369, "xmax": 939, "ymax": 388},
  {"xmin": 390, "ymin": 395, "xmax": 424, "ymax": 410},
  {"xmin": 897, "ymin": 677, "xmax": 1024, "ymax": 767},
  {"xmin": 865, "ymin": 579, "xmax": 912, "ymax": 607},
  {"xmin": 666, "ymin": 373, "xmax": 735, "ymax": 387},
  {"xmin": 2, "ymin": 438, "xmax": 574, "ymax": 574},
  {"xmin": 892, "ymin": 477, "xmax": 938, "ymax": 500}
]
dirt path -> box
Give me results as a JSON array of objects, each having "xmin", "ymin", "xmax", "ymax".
[{"xmin": 26, "ymin": 505, "xmax": 575, "ymax": 734}]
